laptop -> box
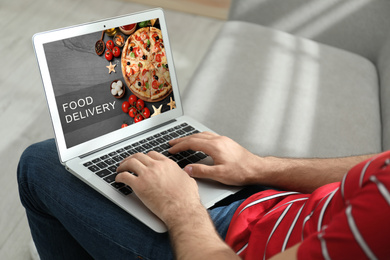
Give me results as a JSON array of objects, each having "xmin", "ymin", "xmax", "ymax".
[{"xmin": 33, "ymin": 8, "xmax": 240, "ymax": 232}]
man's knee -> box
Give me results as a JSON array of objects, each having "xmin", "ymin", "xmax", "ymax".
[{"xmin": 17, "ymin": 139, "xmax": 57, "ymax": 184}]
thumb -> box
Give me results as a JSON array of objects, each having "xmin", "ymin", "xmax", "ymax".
[
  {"xmin": 184, "ymin": 164, "xmax": 214, "ymax": 179},
  {"xmin": 115, "ymin": 171, "xmax": 137, "ymax": 186}
]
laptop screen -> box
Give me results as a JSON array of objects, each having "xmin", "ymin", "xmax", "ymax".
[{"xmin": 43, "ymin": 17, "xmax": 176, "ymax": 149}]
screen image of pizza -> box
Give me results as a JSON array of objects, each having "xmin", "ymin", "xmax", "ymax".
[{"xmin": 121, "ymin": 21, "xmax": 172, "ymax": 102}]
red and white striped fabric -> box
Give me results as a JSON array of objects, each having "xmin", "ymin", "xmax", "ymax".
[{"xmin": 225, "ymin": 151, "xmax": 390, "ymax": 259}]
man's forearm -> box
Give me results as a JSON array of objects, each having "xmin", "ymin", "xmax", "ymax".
[
  {"xmin": 165, "ymin": 203, "xmax": 239, "ymax": 260},
  {"xmin": 253, "ymin": 154, "xmax": 376, "ymax": 193},
  {"xmin": 116, "ymin": 151, "xmax": 238, "ymax": 259}
]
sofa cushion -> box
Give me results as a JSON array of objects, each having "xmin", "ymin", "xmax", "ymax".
[
  {"xmin": 378, "ymin": 34, "xmax": 390, "ymax": 151},
  {"xmin": 228, "ymin": 0, "xmax": 390, "ymax": 64},
  {"xmin": 182, "ymin": 21, "xmax": 382, "ymax": 158}
]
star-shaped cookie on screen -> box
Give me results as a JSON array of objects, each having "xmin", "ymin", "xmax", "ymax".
[
  {"xmin": 167, "ymin": 97, "xmax": 176, "ymax": 110},
  {"xmin": 151, "ymin": 104, "xmax": 162, "ymax": 117},
  {"xmin": 106, "ymin": 62, "xmax": 116, "ymax": 74}
]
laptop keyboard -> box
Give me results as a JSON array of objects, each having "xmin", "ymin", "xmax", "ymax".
[{"xmin": 82, "ymin": 123, "xmax": 207, "ymax": 196}]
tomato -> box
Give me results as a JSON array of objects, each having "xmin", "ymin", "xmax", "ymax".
[
  {"xmin": 128, "ymin": 95, "xmax": 137, "ymax": 106},
  {"xmin": 136, "ymin": 99, "xmax": 144, "ymax": 110},
  {"xmin": 105, "ymin": 50, "xmax": 113, "ymax": 61},
  {"xmin": 152, "ymin": 80, "xmax": 159, "ymax": 89},
  {"xmin": 128, "ymin": 107, "xmax": 137, "ymax": 118},
  {"xmin": 121, "ymin": 123, "xmax": 128, "ymax": 128},
  {"xmin": 112, "ymin": 46, "xmax": 121, "ymax": 57},
  {"xmin": 106, "ymin": 40, "xmax": 114, "ymax": 50},
  {"xmin": 121, "ymin": 101, "xmax": 130, "ymax": 113},
  {"xmin": 134, "ymin": 114, "xmax": 143, "ymax": 123},
  {"xmin": 142, "ymin": 107, "xmax": 150, "ymax": 119},
  {"xmin": 130, "ymin": 47, "xmax": 139, "ymax": 58},
  {"xmin": 155, "ymin": 54, "xmax": 162, "ymax": 62}
]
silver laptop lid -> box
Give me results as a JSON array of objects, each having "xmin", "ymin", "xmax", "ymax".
[{"xmin": 33, "ymin": 9, "xmax": 183, "ymax": 163}]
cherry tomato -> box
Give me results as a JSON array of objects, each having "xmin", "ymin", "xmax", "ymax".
[
  {"xmin": 112, "ymin": 46, "xmax": 121, "ymax": 57},
  {"xmin": 121, "ymin": 123, "xmax": 128, "ymax": 128},
  {"xmin": 121, "ymin": 101, "xmax": 130, "ymax": 113},
  {"xmin": 105, "ymin": 50, "xmax": 113, "ymax": 61},
  {"xmin": 142, "ymin": 107, "xmax": 150, "ymax": 119},
  {"xmin": 106, "ymin": 40, "xmax": 114, "ymax": 50},
  {"xmin": 128, "ymin": 95, "xmax": 137, "ymax": 106},
  {"xmin": 136, "ymin": 99, "xmax": 144, "ymax": 110},
  {"xmin": 129, "ymin": 107, "xmax": 137, "ymax": 118},
  {"xmin": 134, "ymin": 114, "xmax": 143, "ymax": 123}
]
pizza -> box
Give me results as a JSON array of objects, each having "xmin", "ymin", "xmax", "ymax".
[{"xmin": 121, "ymin": 26, "xmax": 172, "ymax": 102}]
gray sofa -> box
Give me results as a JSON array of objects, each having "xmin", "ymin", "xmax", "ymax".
[{"xmin": 182, "ymin": 0, "xmax": 390, "ymax": 158}]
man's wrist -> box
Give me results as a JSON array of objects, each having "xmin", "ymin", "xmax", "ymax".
[
  {"xmin": 164, "ymin": 201, "xmax": 207, "ymax": 230},
  {"xmin": 165, "ymin": 201, "xmax": 239, "ymax": 259},
  {"xmin": 245, "ymin": 155, "xmax": 279, "ymax": 186}
]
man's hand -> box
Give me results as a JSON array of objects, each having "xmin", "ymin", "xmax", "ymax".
[
  {"xmin": 116, "ymin": 151, "xmax": 201, "ymax": 227},
  {"xmin": 169, "ymin": 132, "xmax": 377, "ymax": 193},
  {"xmin": 115, "ymin": 150, "xmax": 239, "ymax": 260},
  {"xmin": 169, "ymin": 132, "xmax": 263, "ymax": 186}
]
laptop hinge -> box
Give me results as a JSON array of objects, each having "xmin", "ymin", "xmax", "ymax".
[{"xmin": 79, "ymin": 119, "xmax": 177, "ymax": 159}]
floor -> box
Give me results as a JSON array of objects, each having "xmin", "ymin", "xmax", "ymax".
[
  {"xmin": 126, "ymin": 0, "xmax": 231, "ymax": 19},
  {"xmin": 0, "ymin": 0, "xmax": 225, "ymax": 258}
]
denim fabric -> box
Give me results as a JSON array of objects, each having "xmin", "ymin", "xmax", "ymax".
[{"xmin": 17, "ymin": 139, "xmax": 244, "ymax": 260}]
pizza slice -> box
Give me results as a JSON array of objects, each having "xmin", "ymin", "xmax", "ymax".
[
  {"xmin": 150, "ymin": 27, "xmax": 163, "ymax": 50},
  {"xmin": 130, "ymin": 62, "xmax": 152, "ymax": 99},
  {"xmin": 131, "ymin": 77, "xmax": 151, "ymax": 100},
  {"xmin": 133, "ymin": 27, "xmax": 152, "ymax": 62},
  {"xmin": 154, "ymin": 63, "xmax": 171, "ymax": 86},
  {"xmin": 149, "ymin": 27, "xmax": 162, "ymax": 52},
  {"xmin": 123, "ymin": 36, "xmax": 140, "ymax": 62},
  {"xmin": 149, "ymin": 65, "xmax": 171, "ymax": 100},
  {"xmin": 140, "ymin": 63, "xmax": 153, "ymax": 94},
  {"xmin": 150, "ymin": 27, "xmax": 167, "ymax": 65},
  {"xmin": 123, "ymin": 60, "xmax": 141, "ymax": 86}
]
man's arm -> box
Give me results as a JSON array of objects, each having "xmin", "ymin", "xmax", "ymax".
[
  {"xmin": 116, "ymin": 152, "xmax": 239, "ymax": 259},
  {"xmin": 115, "ymin": 132, "xmax": 376, "ymax": 259},
  {"xmin": 269, "ymin": 243, "xmax": 300, "ymax": 260},
  {"xmin": 254, "ymin": 154, "xmax": 375, "ymax": 193},
  {"xmin": 169, "ymin": 132, "xmax": 375, "ymax": 193},
  {"xmin": 165, "ymin": 203, "xmax": 239, "ymax": 259}
]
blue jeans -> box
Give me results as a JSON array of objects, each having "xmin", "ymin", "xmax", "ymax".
[{"xmin": 17, "ymin": 139, "xmax": 247, "ymax": 260}]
